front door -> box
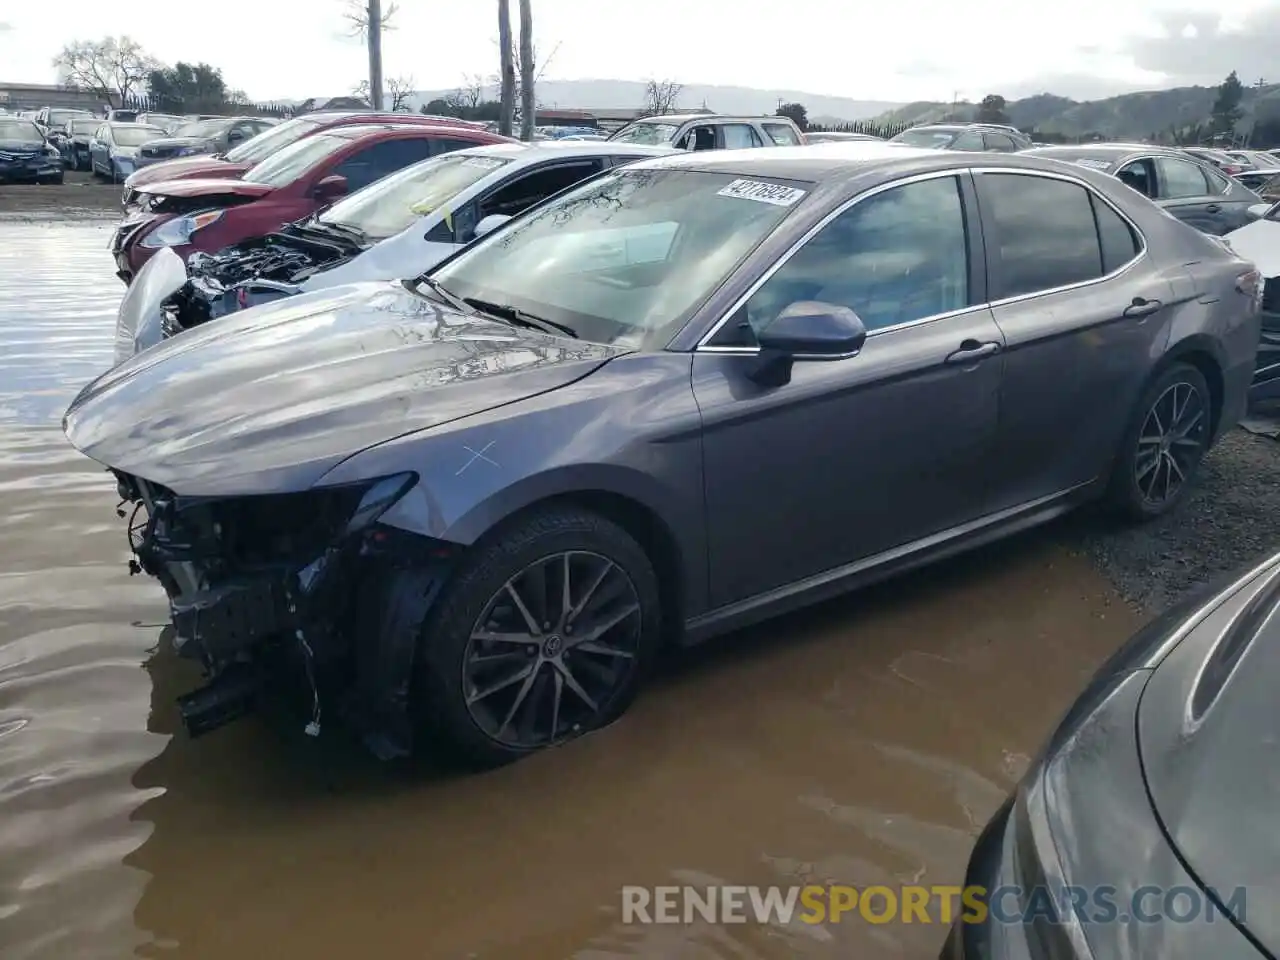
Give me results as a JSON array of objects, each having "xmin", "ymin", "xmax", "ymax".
[
  {"xmin": 973, "ymin": 169, "xmax": 1173, "ymax": 511},
  {"xmin": 693, "ymin": 172, "xmax": 1005, "ymax": 607}
]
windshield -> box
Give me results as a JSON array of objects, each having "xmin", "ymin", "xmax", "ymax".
[
  {"xmin": 172, "ymin": 119, "xmax": 231, "ymax": 140},
  {"xmin": 320, "ymin": 152, "xmax": 514, "ymax": 240},
  {"xmin": 48, "ymin": 110, "xmax": 91, "ymax": 128},
  {"xmin": 0, "ymin": 119, "xmax": 44, "ymax": 143},
  {"xmin": 610, "ymin": 122, "xmax": 680, "ymax": 145},
  {"xmin": 227, "ymin": 117, "xmax": 320, "ymax": 164},
  {"xmin": 891, "ymin": 128, "xmax": 959, "ymax": 147},
  {"xmin": 243, "ymin": 132, "xmax": 350, "ymax": 188},
  {"xmin": 429, "ymin": 167, "xmax": 810, "ymax": 348},
  {"xmin": 112, "ymin": 125, "xmax": 165, "ymax": 147}
]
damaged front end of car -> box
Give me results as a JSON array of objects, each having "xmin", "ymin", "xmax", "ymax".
[
  {"xmin": 160, "ymin": 231, "xmax": 360, "ymax": 339},
  {"xmin": 117, "ymin": 469, "xmax": 456, "ymax": 759}
]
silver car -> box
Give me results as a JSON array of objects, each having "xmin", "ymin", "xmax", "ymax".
[{"xmin": 63, "ymin": 143, "xmax": 1262, "ymax": 769}]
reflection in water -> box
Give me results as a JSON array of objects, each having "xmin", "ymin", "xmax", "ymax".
[{"xmin": 0, "ymin": 222, "xmax": 1145, "ymax": 959}]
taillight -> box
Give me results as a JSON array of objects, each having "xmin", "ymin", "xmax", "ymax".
[
  {"xmin": 1225, "ymin": 164, "xmax": 1245, "ymax": 175},
  {"xmin": 1237, "ymin": 268, "xmax": 1264, "ymax": 310}
]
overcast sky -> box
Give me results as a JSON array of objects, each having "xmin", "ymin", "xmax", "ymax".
[{"xmin": 2, "ymin": 0, "xmax": 1279, "ymax": 104}]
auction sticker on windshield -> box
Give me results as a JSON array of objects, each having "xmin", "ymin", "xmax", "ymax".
[
  {"xmin": 1073, "ymin": 158, "xmax": 1112, "ymax": 170},
  {"xmin": 462, "ymin": 157, "xmax": 506, "ymax": 169},
  {"xmin": 717, "ymin": 179, "xmax": 807, "ymax": 206}
]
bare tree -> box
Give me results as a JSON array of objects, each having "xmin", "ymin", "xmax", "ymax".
[
  {"xmin": 518, "ymin": 0, "xmax": 535, "ymax": 140},
  {"xmin": 641, "ymin": 79, "xmax": 683, "ymax": 117},
  {"xmin": 341, "ymin": 0, "xmax": 398, "ymax": 111},
  {"xmin": 52, "ymin": 37, "xmax": 158, "ymax": 106},
  {"xmin": 497, "ymin": 0, "xmax": 516, "ymax": 137},
  {"xmin": 341, "ymin": 0, "xmax": 398, "ymax": 35},
  {"xmin": 387, "ymin": 75, "xmax": 415, "ymax": 111}
]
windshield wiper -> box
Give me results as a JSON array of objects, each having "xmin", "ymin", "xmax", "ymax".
[
  {"xmin": 463, "ymin": 297, "xmax": 579, "ymax": 339},
  {"xmin": 415, "ymin": 276, "xmax": 474, "ymax": 314},
  {"xmin": 309, "ymin": 220, "xmax": 369, "ymax": 245}
]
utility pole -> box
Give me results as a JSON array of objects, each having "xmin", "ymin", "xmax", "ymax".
[{"xmin": 367, "ymin": 0, "xmax": 384, "ymax": 110}]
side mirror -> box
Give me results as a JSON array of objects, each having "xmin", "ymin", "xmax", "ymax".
[
  {"xmin": 1247, "ymin": 202, "xmax": 1271, "ymax": 220},
  {"xmin": 749, "ymin": 301, "xmax": 867, "ymax": 386},
  {"xmin": 473, "ymin": 213, "xmax": 511, "ymax": 239},
  {"xmin": 313, "ymin": 174, "xmax": 348, "ymax": 203}
]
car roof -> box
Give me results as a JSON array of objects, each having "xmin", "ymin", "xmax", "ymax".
[
  {"xmin": 626, "ymin": 114, "xmax": 789, "ymax": 125},
  {"xmin": 323, "ymin": 122, "xmax": 481, "ymax": 139},
  {"xmin": 107, "ymin": 121, "xmax": 167, "ymax": 131},
  {"xmin": 456, "ymin": 141, "xmax": 674, "ymax": 164},
  {"xmin": 1022, "ymin": 144, "xmax": 1193, "ymax": 164}
]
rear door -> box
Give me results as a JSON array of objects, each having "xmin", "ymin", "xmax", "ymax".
[
  {"xmin": 976, "ymin": 169, "xmax": 1171, "ymax": 510},
  {"xmin": 1154, "ymin": 155, "xmax": 1231, "ymax": 234}
]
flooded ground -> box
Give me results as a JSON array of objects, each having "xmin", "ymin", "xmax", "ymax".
[{"xmin": 2, "ymin": 204, "xmax": 1267, "ymax": 959}]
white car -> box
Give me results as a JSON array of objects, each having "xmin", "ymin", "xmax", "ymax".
[
  {"xmin": 1224, "ymin": 199, "xmax": 1280, "ymax": 402},
  {"xmin": 115, "ymin": 141, "xmax": 673, "ymax": 362}
]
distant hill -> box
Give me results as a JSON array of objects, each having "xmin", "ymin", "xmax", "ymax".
[
  {"xmin": 284, "ymin": 79, "xmax": 900, "ymax": 122},
  {"xmin": 870, "ymin": 84, "xmax": 1280, "ymax": 140}
]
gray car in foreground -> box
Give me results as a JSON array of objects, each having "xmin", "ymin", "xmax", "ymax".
[{"xmin": 62, "ymin": 143, "xmax": 1262, "ymax": 769}]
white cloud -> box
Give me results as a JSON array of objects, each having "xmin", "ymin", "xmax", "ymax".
[{"xmin": 3, "ymin": 0, "xmax": 1276, "ymax": 104}]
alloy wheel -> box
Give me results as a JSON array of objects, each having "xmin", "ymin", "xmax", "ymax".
[
  {"xmin": 462, "ymin": 550, "xmax": 643, "ymax": 749},
  {"xmin": 1134, "ymin": 380, "xmax": 1207, "ymax": 507}
]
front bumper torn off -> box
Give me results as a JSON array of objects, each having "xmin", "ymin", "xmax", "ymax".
[{"xmin": 119, "ymin": 470, "xmax": 452, "ymax": 758}]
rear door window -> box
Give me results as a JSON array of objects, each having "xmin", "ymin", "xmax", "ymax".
[
  {"xmin": 983, "ymin": 133, "xmax": 1018, "ymax": 152},
  {"xmin": 951, "ymin": 130, "xmax": 986, "ymax": 150},
  {"xmin": 1156, "ymin": 157, "xmax": 1211, "ymax": 199},
  {"xmin": 430, "ymin": 137, "xmax": 484, "ymax": 156},
  {"xmin": 720, "ymin": 124, "xmax": 764, "ymax": 149},
  {"xmin": 762, "ymin": 122, "xmax": 801, "ymax": 146},
  {"xmin": 978, "ymin": 172, "xmax": 1105, "ymax": 298}
]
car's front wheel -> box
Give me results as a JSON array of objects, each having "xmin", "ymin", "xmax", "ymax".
[
  {"xmin": 412, "ymin": 506, "xmax": 662, "ymax": 768},
  {"xmin": 1107, "ymin": 361, "xmax": 1212, "ymax": 520}
]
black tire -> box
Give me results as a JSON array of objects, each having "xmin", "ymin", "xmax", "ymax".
[
  {"xmin": 411, "ymin": 506, "xmax": 662, "ymax": 769},
  {"xmin": 1106, "ymin": 362, "xmax": 1213, "ymax": 521}
]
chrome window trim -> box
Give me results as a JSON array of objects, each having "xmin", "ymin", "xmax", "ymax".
[
  {"xmin": 694, "ymin": 168, "xmax": 970, "ymax": 350},
  {"xmin": 972, "ymin": 166, "xmax": 1148, "ymax": 309},
  {"xmin": 694, "ymin": 164, "xmax": 1149, "ymax": 352}
]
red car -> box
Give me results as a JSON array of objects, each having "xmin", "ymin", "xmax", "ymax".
[
  {"xmin": 121, "ymin": 110, "xmax": 493, "ymax": 206},
  {"xmin": 110, "ymin": 123, "xmax": 508, "ymax": 283}
]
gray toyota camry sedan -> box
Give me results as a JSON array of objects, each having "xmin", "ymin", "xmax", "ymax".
[{"xmin": 62, "ymin": 142, "xmax": 1263, "ymax": 768}]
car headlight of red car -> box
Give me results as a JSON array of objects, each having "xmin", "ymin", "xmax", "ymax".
[{"xmin": 140, "ymin": 210, "xmax": 224, "ymax": 249}]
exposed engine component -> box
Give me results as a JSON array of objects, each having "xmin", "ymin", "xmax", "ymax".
[
  {"xmin": 117, "ymin": 470, "xmax": 451, "ymax": 756},
  {"xmin": 160, "ymin": 227, "xmax": 361, "ymax": 335}
]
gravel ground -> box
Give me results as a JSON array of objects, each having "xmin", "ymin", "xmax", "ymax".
[{"xmin": 1071, "ymin": 422, "xmax": 1280, "ymax": 612}]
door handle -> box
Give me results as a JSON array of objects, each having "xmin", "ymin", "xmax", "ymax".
[
  {"xmin": 944, "ymin": 339, "xmax": 1001, "ymax": 364},
  {"xmin": 1205, "ymin": 203, "xmax": 1222, "ymax": 214},
  {"xmin": 1123, "ymin": 296, "xmax": 1163, "ymax": 318}
]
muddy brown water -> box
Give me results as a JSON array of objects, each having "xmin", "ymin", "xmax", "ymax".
[{"xmin": 0, "ymin": 219, "xmax": 1146, "ymax": 960}]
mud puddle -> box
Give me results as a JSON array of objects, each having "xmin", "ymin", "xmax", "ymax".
[{"xmin": 0, "ymin": 221, "xmax": 1145, "ymax": 959}]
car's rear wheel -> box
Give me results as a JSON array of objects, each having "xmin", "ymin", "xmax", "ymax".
[
  {"xmin": 1107, "ymin": 362, "xmax": 1212, "ymax": 520},
  {"xmin": 413, "ymin": 506, "xmax": 662, "ymax": 768}
]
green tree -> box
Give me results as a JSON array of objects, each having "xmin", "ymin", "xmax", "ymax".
[
  {"xmin": 976, "ymin": 94, "xmax": 1009, "ymax": 124},
  {"xmin": 776, "ymin": 101, "xmax": 808, "ymax": 131},
  {"xmin": 1212, "ymin": 70, "xmax": 1245, "ymax": 136},
  {"xmin": 146, "ymin": 62, "xmax": 227, "ymax": 113}
]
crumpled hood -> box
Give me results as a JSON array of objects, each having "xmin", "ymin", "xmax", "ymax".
[
  {"xmin": 127, "ymin": 155, "xmax": 246, "ymax": 187},
  {"xmin": 0, "ymin": 139, "xmax": 44, "ymax": 155},
  {"xmin": 63, "ymin": 281, "xmax": 625, "ymax": 496}
]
